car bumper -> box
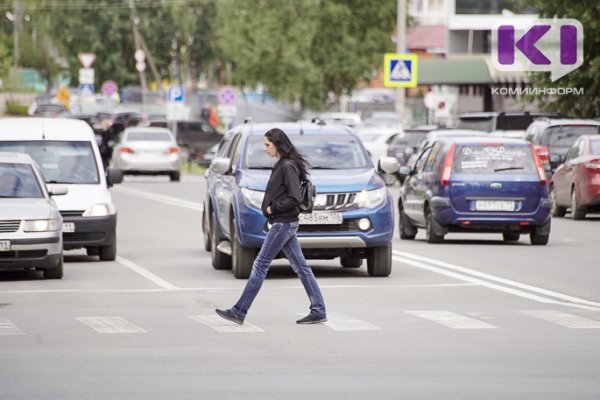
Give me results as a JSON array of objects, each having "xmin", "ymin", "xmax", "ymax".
[
  {"xmin": 62, "ymin": 214, "xmax": 117, "ymax": 250},
  {"xmin": 116, "ymin": 155, "xmax": 180, "ymax": 172},
  {"xmin": 0, "ymin": 232, "xmax": 62, "ymax": 270}
]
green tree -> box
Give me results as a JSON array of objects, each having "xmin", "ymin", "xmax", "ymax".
[
  {"xmin": 214, "ymin": 0, "xmax": 397, "ymax": 110},
  {"xmin": 525, "ymin": 0, "xmax": 599, "ymax": 117}
]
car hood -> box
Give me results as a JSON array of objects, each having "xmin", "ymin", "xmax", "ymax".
[
  {"xmin": 47, "ymin": 184, "xmax": 113, "ymax": 211},
  {"xmin": 0, "ymin": 198, "xmax": 55, "ymax": 219},
  {"xmin": 241, "ymin": 168, "xmax": 383, "ymax": 192}
]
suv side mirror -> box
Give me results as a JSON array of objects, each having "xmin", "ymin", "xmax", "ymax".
[
  {"xmin": 106, "ymin": 168, "xmax": 123, "ymax": 187},
  {"xmin": 48, "ymin": 185, "xmax": 68, "ymax": 196},
  {"xmin": 378, "ymin": 157, "xmax": 400, "ymax": 174},
  {"xmin": 211, "ymin": 157, "xmax": 232, "ymax": 175}
]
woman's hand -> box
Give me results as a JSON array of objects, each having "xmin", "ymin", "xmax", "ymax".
[{"xmin": 266, "ymin": 206, "xmax": 272, "ymax": 215}]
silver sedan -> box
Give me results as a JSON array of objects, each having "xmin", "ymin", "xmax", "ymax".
[{"xmin": 111, "ymin": 127, "xmax": 182, "ymax": 181}]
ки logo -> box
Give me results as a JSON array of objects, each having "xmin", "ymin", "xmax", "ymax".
[{"xmin": 492, "ymin": 19, "xmax": 583, "ymax": 82}]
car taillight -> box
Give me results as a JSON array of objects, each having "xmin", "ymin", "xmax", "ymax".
[
  {"xmin": 585, "ymin": 159, "xmax": 600, "ymax": 170},
  {"xmin": 533, "ymin": 145, "xmax": 550, "ymax": 161},
  {"xmin": 167, "ymin": 147, "xmax": 180, "ymax": 154},
  {"xmin": 120, "ymin": 147, "xmax": 134, "ymax": 154},
  {"xmin": 440, "ymin": 144, "xmax": 456, "ymax": 186},
  {"xmin": 529, "ymin": 144, "xmax": 547, "ymax": 185}
]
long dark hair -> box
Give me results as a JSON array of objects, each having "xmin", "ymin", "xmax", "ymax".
[{"xmin": 264, "ymin": 128, "xmax": 310, "ymax": 181}]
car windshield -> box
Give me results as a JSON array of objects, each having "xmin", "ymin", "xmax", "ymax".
[
  {"xmin": 456, "ymin": 117, "xmax": 494, "ymax": 132},
  {"xmin": 126, "ymin": 131, "xmax": 172, "ymax": 141},
  {"xmin": 0, "ymin": 163, "xmax": 44, "ymax": 198},
  {"xmin": 245, "ymin": 135, "xmax": 370, "ymax": 169},
  {"xmin": 453, "ymin": 145, "xmax": 537, "ymax": 174},
  {"xmin": 545, "ymin": 125, "xmax": 600, "ymax": 148},
  {"xmin": 0, "ymin": 141, "xmax": 100, "ymax": 184},
  {"xmin": 591, "ymin": 140, "xmax": 600, "ymax": 155}
]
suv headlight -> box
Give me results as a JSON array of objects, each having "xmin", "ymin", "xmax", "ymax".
[
  {"xmin": 23, "ymin": 219, "xmax": 60, "ymax": 232},
  {"xmin": 240, "ymin": 188, "xmax": 265, "ymax": 210},
  {"xmin": 355, "ymin": 188, "xmax": 386, "ymax": 209},
  {"xmin": 83, "ymin": 203, "xmax": 116, "ymax": 217}
]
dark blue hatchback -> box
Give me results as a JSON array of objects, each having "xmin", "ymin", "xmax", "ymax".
[{"xmin": 398, "ymin": 137, "xmax": 552, "ymax": 245}]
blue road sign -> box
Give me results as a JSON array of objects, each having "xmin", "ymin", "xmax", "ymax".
[
  {"xmin": 384, "ymin": 53, "xmax": 418, "ymax": 88},
  {"xmin": 79, "ymin": 83, "xmax": 95, "ymax": 97},
  {"xmin": 168, "ymin": 85, "xmax": 185, "ymax": 102}
]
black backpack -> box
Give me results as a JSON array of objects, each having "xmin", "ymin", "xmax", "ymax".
[{"xmin": 299, "ymin": 180, "xmax": 316, "ymax": 213}]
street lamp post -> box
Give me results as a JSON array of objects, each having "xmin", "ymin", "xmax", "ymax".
[{"xmin": 396, "ymin": 0, "xmax": 406, "ymax": 125}]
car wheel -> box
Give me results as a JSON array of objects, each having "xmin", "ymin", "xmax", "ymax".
[
  {"xmin": 399, "ymin": 205, "xmax": 417, "ymax": 240},
  {"xmin": 550, "ymin": 186, "xmax": 566, "ymax": 217},
  {"xmin": 425, "ymin": 210, "xmax": 444, "ymax": 244},
  {"xmin": 340, "ymin": 256, "xmax": 362, "ymax": 268},
  {"xmin": 202, "ymin": 206, "xmax": 211, "ymax": 252},
  {"xmin": 231, "ymin": 218, "xmax": 254, "ymax": 279},
  {"xmin": 43, "ymin": 256, "xmax": 64, "ymax": 279},
  {"xmin": 366, "ymin": 244, "xmax": 392, "ymax": 277},
  {"xmin": 530, "ymin": 219, "xmax": 550, "ymax": 245},
  {"xmin": 502, "ymin": 233, "xmax": 520, "ymax": 242},
  {"xmin": 99, "ymin": 238, "xmax": 117, "ymax": 261},
  {"xmin": 570, "ymin": 188, "xmax": 586, "ymax": 220},
  {"xmin": 211, "ymin": 214, "xmax": 231, "ymax": 270},
  {"xmin": 170, "ymin": 171, "xmax": 181, "ymax": 182}
]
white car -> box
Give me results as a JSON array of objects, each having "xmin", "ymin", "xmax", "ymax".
[
  {"xmin": 112, "ymin": 127, "xmax": 182, "ymax": 181},
  {"xmin": 0, "ymin": 152, "xmax": 67, "ymax": 279},
  {"xmin": 354, "ymin": 126, "xmax": 400, "ymax": 167}
]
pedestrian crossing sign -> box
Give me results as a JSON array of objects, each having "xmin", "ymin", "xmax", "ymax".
[{"xmin": 384, "ymin": 53, "xmax": 418, "ymax": 88}]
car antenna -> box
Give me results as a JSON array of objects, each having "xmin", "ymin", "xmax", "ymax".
[
  {"xmin": 299, "ymin": 120, "xmax": 304, "ymax": 135},
  {"xmin": 41, "ymin": 119, "xmax": 46, "ymax": 140}
]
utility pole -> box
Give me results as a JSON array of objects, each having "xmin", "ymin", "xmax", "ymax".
[
  {"xmin": 396, "ymin": 0, "xmax": 406, "ymax": 125},
  {"xmin": 13, "ymin": 0, "xmax": 22, "ymax": 68},
  {"xmin": 129, "ymin": 0, "xmax": 147, "ymax": 91}
]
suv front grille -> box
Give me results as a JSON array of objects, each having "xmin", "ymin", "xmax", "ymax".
[
  {"xmin": 314, "ymin": 193, "xmax": 358, "ymax": 211},
  {"xmin": 0, "ymin": 220, "xmax": 21, "ymax": 233}
]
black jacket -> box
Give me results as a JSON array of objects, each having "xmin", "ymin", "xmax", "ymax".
[{"xmin": 261, "ymin": 158, "xmax": 302, "ymax": 222}]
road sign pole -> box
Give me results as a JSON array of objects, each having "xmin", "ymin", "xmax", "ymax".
[{"xmin": 396, "ymin": 0, "xmax": 406, "ymax": 126}]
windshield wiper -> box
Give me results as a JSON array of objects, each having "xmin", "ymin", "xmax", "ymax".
[
  {"xmin": 494, "ymin": 167, "xmax": 524, "ymax": 172},
  {"xmin": 311, "ymin": 166, "xmax": 337, "ymax": 170}
]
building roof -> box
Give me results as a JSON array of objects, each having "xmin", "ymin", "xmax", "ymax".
[{"xmin": 406, "ymin": 25, "xmax": 447, "ymax": 52}]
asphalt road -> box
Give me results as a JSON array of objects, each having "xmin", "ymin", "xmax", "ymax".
[{"xmin": 1, "ymin": 175, "xmax": 599, "ymax": 400}]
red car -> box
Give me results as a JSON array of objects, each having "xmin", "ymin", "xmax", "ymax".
[{"xmin": 551, "ymin": 135, "xmax": 600, "ymax": 219}]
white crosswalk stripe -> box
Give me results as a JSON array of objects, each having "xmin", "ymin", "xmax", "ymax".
[
  {"xmin": 0, "ymin": 318, "xmax": 25, "ymax": 336},
  {"xmin": 77, "ymin": 316, "xmax": 147, "ymax": 334},
  {"xmin": 519, "ymin": 310, "xmax": 600, "ymax": 329},
  {"xmin": 321, "ymin": 313, "xmax": 382, "ymax": 331},
  {"xmin": 189, "ymin": 315, "xmax": 264, "ymax": 333},
  {"xmin": 405, "ymin": 310, "xmax": 498, "ymax": 329}
]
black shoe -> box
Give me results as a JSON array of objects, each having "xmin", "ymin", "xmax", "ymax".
[
  {"xmin": 215, "ymin": 308, "xmax": 244, "ymax": 325},
  {"xmin": 296, "ymin": 314, "xmax": 327, "ymax": 324}
]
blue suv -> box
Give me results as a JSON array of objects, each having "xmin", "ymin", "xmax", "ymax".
[
  {"xmin": 203, "ymin": 121, "xmax": 399, "ymax": 278},
  {"xmin": 398, "ymin": 136, "xmax": 552, "ymax": 245}
]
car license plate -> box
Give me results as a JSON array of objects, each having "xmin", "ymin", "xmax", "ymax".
[
  {"xmin": 299, "ymin": 212, "xmax": 343, "ymax": 225},
  {"xmin": 62, "ymin": 222, "xmax": 75, "ymax": 233},
  {"xmin": 475, "ymin": 200, "xmax": 515, "ymax": 212},
  {"xmin": 0, "ymin": 240, "xmax": 10, "ymax": 252}
]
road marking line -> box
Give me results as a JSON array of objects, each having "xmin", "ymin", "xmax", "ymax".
[
  {"xmin": 405, "ymin": 311, "xmax": 498, "ymax": 329},
  {"xmin": 319, "ymin": 312, "xmax": 382, "ymax": 331},
  {"xmin": 77, "ymin": 316, "xmax": 147, "ymax": 334},
  {"xmin": 189, "ymin": 315, "xmax": 264, "ymax": 333},
  {"xmin": 0, "ymin": 318, "xmax": 25, "ymax": 336},
  {"xmin": 393, "ymin": 250, "xmax": 600, "ymax": 311},
  {"xmin": 116, "ymin": 256, "xmax": 180, "ymax": 290},
  {"xmin": 112, "ymin": 186, "xmax": 203, "ymax": 211},
  {"xmin": 519, "ymin": 310, "xmax": 600, "ymax": 329}
]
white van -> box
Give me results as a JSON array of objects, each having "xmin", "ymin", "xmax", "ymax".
[{"xmin": 0, "ymin": 118, "xmax": 123, "ymax": 260}]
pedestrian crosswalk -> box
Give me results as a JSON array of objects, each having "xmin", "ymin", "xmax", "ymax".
[{"xmin": 1, "ymin": 310, "xmax": 600, "ymax": 337}]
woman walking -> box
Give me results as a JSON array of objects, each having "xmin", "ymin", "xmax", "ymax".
[{"xmin": 215, "ymin": 128, "xmax": 327, "ymax": 325}]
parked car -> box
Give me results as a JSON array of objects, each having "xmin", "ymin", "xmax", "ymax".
[
  {"xmin": 398, "ymin": 137, "xmax": 552, "ymax": 245},
  {"xmin": 203, "ymin": 121, "xmax": 399, "ymax": 278},
  {"xmin": 523, "ymin": 118, "xmax": 600, "ymax": 176},
  {"xmin": 457, "ymin": 111, "xmax": 562, "ymax": 138},
  {"xmin": 0, "ymin": 118, "xmax": 122, "ymax": 260},
  {"xmin": 550, "ymin": 135, "xmax": 600, "ymax": 219},
  {"xmin": 0, "ymin": 152, "xmax": 67, "ymax": 278},
  {"xmin": 111, "ymin": 127, "xmax": 182, "ymax": 181}
]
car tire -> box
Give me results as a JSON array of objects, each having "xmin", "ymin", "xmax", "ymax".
[
  {"xmin": 366, "ymin": 244, "xmax": 392, "ymax": 277},
  {"xmin": 170, "ymin": 171, "xmax": 181, "ymax": 182},
  {"xmin": 43, "ymin": 256, "xmax": 64, "ymax": 279},
  {"xmin": 231, "ymin": 218, "xmax": 254, "ymax": 279},
  {"xmin": 550, "ymin": 186, "xmax": 566, "ymax": 217},
  {"xmin": 340, "ymin": 257, "xmax": 362, "ymax": 268},
  {"xmin": 425, "ymin": 210, "xmax": 444, "ymax": 244},
  {"xmin": 570, "ymin": 188, "xmax": 586, "ymax": 220},
  {"xmin": 502, "ymin": 233, "xmax": 520, "ymax": 242},
  {"xmin": 99, "ymin": 238, "xmax": 117, "ymax": 261},
  {"xmin": 202, "ymin": 206, "xmax": 211, "ymax": 252},
  {"xmin": 530, "ymin": 219, "xmax": 550, "ymax": 245},
  {"xmin": 211, "ymin": 214, "xmax": 231, "ymax": 270},
  {"xmin": 399, "ymin": 204, "xmax": 417, "ymax": 240}
]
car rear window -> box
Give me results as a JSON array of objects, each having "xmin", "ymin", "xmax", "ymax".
[
  {"xmin": 495, "ymin": 115, "xmax": 537, "ymax": 130},
  {"xmin": 544, "ymin": 125, "xmax": 599, "ymax": 147},
  {"xmin": 391, "ymin": 131, "xmax": 429, "ymax": 146},
  {"xmin": 245, "ymin": 135, "xmax": 370, "ymax": 169},
  {"xmin": 456, "ymin": 117, "xmax": 494, "ymax": 132},
  {"xmin": 127, "ymin": 131, "xmax": 172, "ymax": 141},
  {"xmin": 453, "ymin": 145, "xmax": 537, "ymax": 174}
]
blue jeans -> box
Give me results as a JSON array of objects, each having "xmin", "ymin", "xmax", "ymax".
[{"xmin": 232, "ymin": 221, "xmax": 326, "ymax": 320}]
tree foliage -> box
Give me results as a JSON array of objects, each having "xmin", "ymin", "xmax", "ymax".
[{"xmin": 525, "ymin": 0, "xmax": 600, "ymax": 117}]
